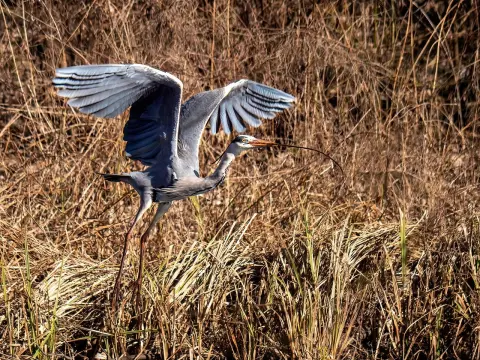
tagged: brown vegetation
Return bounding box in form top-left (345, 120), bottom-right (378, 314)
top-left (0, 0), bottom-right (479, 358)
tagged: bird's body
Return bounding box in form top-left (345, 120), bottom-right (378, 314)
top-left (102, 142), bottom-right (245, 203)
top-left (52, 63), bottom-right (295, 313)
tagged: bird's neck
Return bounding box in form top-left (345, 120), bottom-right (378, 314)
top-left (208, 152), bottom-right (236, 183)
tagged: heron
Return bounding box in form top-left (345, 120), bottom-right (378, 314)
top-left (52, 64), bottom-right (295, 312)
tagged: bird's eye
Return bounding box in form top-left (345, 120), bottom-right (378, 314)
top-left (242, 139), bottom-right (248, 143)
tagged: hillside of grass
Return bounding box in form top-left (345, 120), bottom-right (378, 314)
top-left (0, 0), bottom-right (479, 359)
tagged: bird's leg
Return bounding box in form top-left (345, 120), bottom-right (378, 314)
top-left (111, 195), bottom-right (153, 310)
top-left (135, 202), bottom-right (171, 325)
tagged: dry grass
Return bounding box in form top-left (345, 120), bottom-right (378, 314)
top-left (0, 0), bottom-right (479, 358)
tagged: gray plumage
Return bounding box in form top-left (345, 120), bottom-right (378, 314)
top-left (52, 63), bottom-right (295, 309)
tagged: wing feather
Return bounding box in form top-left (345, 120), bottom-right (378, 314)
top-left (210, 107), bottom-right (220, 135)
top-left (123, 122), bottom-right (159, 141)
top-left (65, 83), bottom-right (140, 107)
top-left (68, 84), bottom-right (144, 116)
top-left (53, 64), bottom-right (183, 165)
top-left (218, 80), bottom-right (294, 132)
top-left (92, 87), bottom-right (147, 118)
top-left (248, 82), bottom-right (294, 101)
top-left (233, 101), bottom-right (262, 127)
top-left (241, 101), bottom-right (276, 119)
top-left (246, 97), bottom-right (282, 113)
top-left (55, 64), bottom-right (127, 75)
top-left (178, 79), bottom-right (295, 172)
top-left (125, 135), bottom-right (161, 153)
top-left (226, 101), bottom-right (246, 132)
top-left (249, 97), bottom-right (291, 111)
top-left (219, 103), bottom-right (231, 134)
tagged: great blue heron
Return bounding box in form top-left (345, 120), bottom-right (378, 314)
top-left (52, 64), bottom-right (295, 311)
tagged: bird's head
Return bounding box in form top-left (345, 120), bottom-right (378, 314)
top-left (229, 135), bottom-right (276, 155)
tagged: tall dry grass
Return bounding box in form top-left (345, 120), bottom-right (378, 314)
top-left (0, 0), bottom-right (479, 358)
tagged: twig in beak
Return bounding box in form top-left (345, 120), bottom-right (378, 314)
top-left (272, 142), bottom-right (344, 179)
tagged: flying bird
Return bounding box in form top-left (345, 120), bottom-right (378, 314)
top-left (52, 64), bottom-right (295, 311)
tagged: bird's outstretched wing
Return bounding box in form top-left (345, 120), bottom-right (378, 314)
top-left (178, 80), bottom-right (295, 170)
top-left (53, 64), bottom-right (183, 166)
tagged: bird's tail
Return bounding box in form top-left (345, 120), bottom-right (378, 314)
top-left (96, 172), bottom-right (131, 183)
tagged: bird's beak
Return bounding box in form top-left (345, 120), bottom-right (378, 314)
top-left (249, 139), bottom-right (277, 148)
